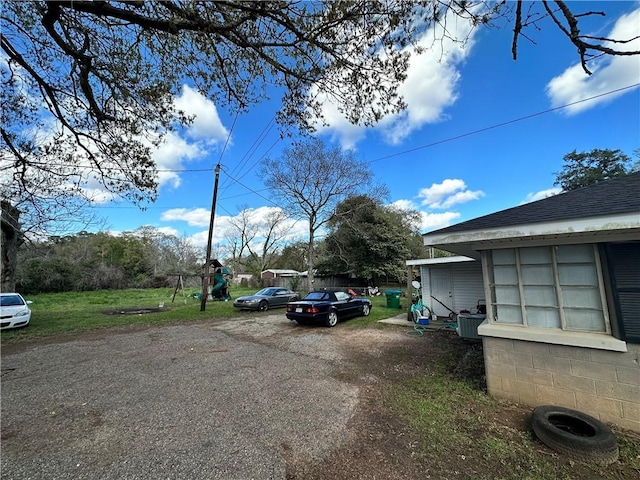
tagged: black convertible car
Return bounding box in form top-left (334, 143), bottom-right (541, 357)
top-left (286, 290), bottom-right (372, 327)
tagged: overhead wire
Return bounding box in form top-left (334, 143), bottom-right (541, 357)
top-left (219, 116), bottom-right (277, 191)
top-left (367, 82), bottom-right (640, 164)
top-left (21, 82), bottom-right (638, 214)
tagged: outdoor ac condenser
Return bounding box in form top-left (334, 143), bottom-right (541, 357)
top-left (456, 314), bottom-right (486, 340)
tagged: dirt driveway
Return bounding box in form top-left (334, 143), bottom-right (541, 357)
top-left (2, 314), bottom-right (637, 479)
top-left (1, 314), bottom-right (434, 479)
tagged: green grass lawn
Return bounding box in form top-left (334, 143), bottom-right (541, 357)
top-left (1, 287), bottom-right (408, 344)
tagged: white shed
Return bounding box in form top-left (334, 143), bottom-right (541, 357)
top-left (407, 256), bottom-right (484, 318)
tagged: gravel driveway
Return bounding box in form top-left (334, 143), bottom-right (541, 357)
top-left (1, 314), bottom-right (407, 480)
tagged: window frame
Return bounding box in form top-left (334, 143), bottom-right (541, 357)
top-left (484, 244), bottom-right (611, 334)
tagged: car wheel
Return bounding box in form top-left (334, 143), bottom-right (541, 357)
top-left (325, 310), bottom-right (338, 327)
top-left (531, 405), bottom-right (619, 465)
top-left (362, 304), bottom-right (370, 316)
top-left (258, 300), bottom-right (269, 312)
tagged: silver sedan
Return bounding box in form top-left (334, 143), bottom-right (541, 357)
top-left (233, 287), bottom-right (300, 312)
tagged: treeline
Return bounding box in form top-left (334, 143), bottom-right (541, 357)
top-left (15, 195), bottom-right (436, 294)
top-left (16, 227), bottom-right (201, 294)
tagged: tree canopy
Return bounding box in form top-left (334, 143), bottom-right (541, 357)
top-left (554, 148), bottom-right (639, 191)
top-left (16, 227), bottom-right (201, 293)
top-left (3, 1), bottom-right (638, 222)
top-left (318, 195), bottom-right (426, 283)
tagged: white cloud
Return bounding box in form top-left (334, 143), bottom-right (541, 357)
top-left (161, 207), bottom-right (211, 227)
top-left (313, 7), bottom-right (480, 149)
top-left (390, 199), bottom-right (461, 233)
top-left (174, 85), bottom-right (230, 141)
top-left (546, 7), bottom-right (640, 115)
top-left (148, 131), bottom-right (207, 189)
top-left (390, 199), bottom-right (415, 211)
top-left (522, 188), bottom-right (561, 204)
top-left (417, 178), bottom-right (484, 209)
top-left (419, 211), bottom-right (461, 232)
top-left (156, 226), bottom-right (181, 237)
top-left (146, 85), bottom-right (230, 190)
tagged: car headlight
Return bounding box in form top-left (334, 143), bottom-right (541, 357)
top-left (16, 308), bottom-right (30, 317)
top-left (246, 299), bottom-right (259, 303)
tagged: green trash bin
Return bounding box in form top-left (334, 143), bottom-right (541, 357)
top-left (385, 290), bottom-right (401, 309)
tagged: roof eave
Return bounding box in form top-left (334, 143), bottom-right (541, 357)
top-left (422, 213), bottom-right (640, 259)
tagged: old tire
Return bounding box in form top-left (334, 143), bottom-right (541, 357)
top-left (531, 405), bottom-right (618, 465)
top-left (325, 310), bottom-right (338, 327)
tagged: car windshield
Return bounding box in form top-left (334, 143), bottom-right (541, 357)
top-left (0, 295), bottom-right (25, 307)
top-left (255, 288), bottom-right (277, 296)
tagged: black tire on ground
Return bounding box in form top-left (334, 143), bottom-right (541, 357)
top-left (258, 301), bottom-right (269, 312)
top-left (531, 405), bottom-right (619, 465)
top-left (325, 310), bottom-right (338, 327)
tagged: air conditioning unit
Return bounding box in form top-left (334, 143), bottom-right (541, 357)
top-left (456, 314), bottom-right (486, 339)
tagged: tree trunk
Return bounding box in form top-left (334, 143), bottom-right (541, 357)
top-left (1, 201), bottom-right (22, 292)
top-left (306, 228), bottom-right (315, 292)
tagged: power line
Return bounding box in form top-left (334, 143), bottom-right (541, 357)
top-left (367, 83), bottom-right (640, 164)
top-left (18, 82), bottom-right (637, 216)
top-left (220, 116), bottom-right (277, 191)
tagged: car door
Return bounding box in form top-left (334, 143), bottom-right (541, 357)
top-left (333, 292), bottom-right (357, 317)
top-left (273, 289), bottom-right (289, 307)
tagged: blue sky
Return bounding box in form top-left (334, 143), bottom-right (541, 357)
top-left (92, 2), bottom-right (640, 254)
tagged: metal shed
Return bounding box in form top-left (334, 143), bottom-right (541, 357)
top-left (407, 256), bottom-right (484, 318)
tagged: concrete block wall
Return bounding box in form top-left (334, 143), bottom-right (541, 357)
top-left (483, 337), bottom-right (640, 432)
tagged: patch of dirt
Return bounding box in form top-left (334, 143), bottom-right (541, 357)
top-left (283, 326), bottom-right (640, 480)
top-left (102, 307), bottom-right (166, 315)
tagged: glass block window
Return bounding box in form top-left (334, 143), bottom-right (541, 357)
top-left (488, 245), bottom-right (608, 333)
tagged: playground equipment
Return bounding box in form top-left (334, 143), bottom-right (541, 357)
top-left (202, 259), bottom-right (232, 301)
top-left (210, 267), bottom-right (232, 301)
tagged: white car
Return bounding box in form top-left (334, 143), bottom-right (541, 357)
top-left (0, 293), bottom-right (32, 330)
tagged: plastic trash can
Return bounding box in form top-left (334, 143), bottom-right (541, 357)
top-left (385, 290), bottom-right (401, 309)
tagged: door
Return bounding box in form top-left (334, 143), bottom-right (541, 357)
top-left (430, 268), bottom-right (453, 317)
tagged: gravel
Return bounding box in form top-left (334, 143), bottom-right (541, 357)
top-left (1, 315), bottom-right (359, 480)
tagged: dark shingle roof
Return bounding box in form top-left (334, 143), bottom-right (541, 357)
top-left (427, 172), bottom-right (640, 235)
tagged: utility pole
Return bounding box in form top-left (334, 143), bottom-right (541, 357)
top-left (200, 163), bottom-right (221, 312)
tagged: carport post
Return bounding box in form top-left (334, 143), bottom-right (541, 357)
top-left (406, 265), bottom-right (413, 322)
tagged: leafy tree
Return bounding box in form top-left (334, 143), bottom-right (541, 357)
top-left (554, 149), bottom-right (636, 191)
top-left (261, 139), bottom-right (382, 290)
top-left (15, 228), bottom-right (199, 293)
top-left (2, 1), bottom-right (638, 288)
top-left (272, 242), bottom-right (308, 272)
top-left (3, 1), bottom-right (637, 219)
top-left (318, 195), bottom-right (425, 284)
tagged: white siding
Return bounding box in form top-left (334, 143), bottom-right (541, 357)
top-left (418, 262), bottom-right (484, 315)
top-left (451, 262), bottom-right (485, 312)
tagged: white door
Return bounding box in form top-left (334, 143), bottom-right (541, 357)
top-left (430, 268), bottom-right (453, 317)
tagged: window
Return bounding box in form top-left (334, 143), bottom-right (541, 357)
top-left (488, 245), bottom-right (608, 333)
top-left (605, 241), bottom-right (640, 343)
